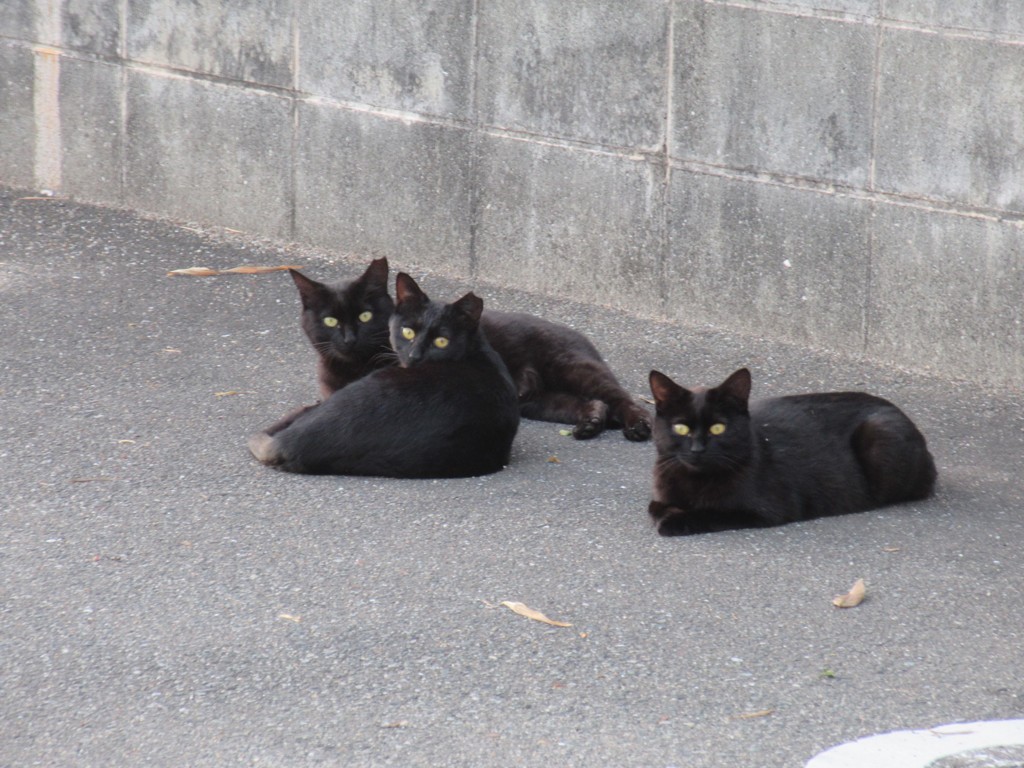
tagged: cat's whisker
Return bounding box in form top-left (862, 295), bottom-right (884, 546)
top-left (370, 350), bottom-right (399, 368)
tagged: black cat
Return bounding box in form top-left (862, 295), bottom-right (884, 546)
top-left (289, 258), bottom-right (394, 399)
top-left (290, 261), bottom-right (650, 442)
top-left (647, 368), bottom-right (936, 535)
top-left (248, 273), bottom-right (519, 478)
top-left (481, 312), bottom-right (652, 441)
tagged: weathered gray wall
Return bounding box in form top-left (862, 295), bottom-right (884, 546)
top-left (2, 0), bottom-right (1022, 387)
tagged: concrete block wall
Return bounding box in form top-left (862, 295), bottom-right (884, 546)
top-left (2, 0), bottom-right (1022, 387)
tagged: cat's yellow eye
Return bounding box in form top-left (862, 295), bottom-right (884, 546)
top-left (433, 337), bottom-right (449, 349)
top-left (401, 327), bottom-right (416, 340)
top-left (709, 423), bottom-right (726, 436)
top-left (358, 311), bottom-right (372, 323)
top-left (672, 423), bottom-right (690, 436)
top-left (322, 316), bottom-right (339, 328)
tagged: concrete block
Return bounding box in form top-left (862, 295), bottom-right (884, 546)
top-left (875, 29), bottom-right (1024, 214)
top-left (666, 172), bottom-right (870, 351)
top-left (0, 42), bottom-right (35, 188)
top-left (476, 0), bottom-right (667, 149)
top-left (673, 2), bottom-right (874, 187)
top-left (297, 0), bottom-right (474, 118)
top-left (63, 0), bottom-right (119, 56)
top-left (473, 135), bottom-right (664, 311)
top-left (295, 104), bottom-right (473, 273)
top-left (124, 71), bottom-right (292, 236)
top-left (127, 0), bottom-right (293, 87)
top-left (886, 1), bottom-right (1024, 38)
top-left (0, 0), bottom-right (34, 40)
top-left (0, 0), bottom-right (118, 52)
top-left (869, 205), bottom-right (1024, 388)
top-left (60, 57), bottom-right (122, 204)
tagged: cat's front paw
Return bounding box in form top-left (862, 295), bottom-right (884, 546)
top-left (655, 515), bottom-right (697, 537)
top-left (248, 432), bottom-right (283, 465)
top-left (621, 410), bottom-right (652, 442)
top-left (648, 500), bottom-right (694, 536)
top-left (573, 416), bottom-right (606, 440)
top-left (573, 400), bottom-right (607, 440)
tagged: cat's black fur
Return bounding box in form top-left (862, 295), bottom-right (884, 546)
top-left (481, 312), bottom-right (652, 441)
top-left (248, 273), bottom-right (519, 478)
top-left (289, 258), bottom-right (394, 399)
top-left (291, 261), bottom-right (651, 442)
top-left (647, 368), bottom-right (936, 535)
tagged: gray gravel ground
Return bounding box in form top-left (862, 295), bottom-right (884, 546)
top-left (1, 185), bottom-right (1022, 767)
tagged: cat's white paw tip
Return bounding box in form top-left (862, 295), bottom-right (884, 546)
top-left (248, 432), bottom-right (280, 465)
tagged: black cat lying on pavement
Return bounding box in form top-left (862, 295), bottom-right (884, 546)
top-left (248, 273), bottom-right (519, 478)
top-left (647, 367), bottom-right (937, 535)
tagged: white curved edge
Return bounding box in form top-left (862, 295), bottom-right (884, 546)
top-left (806, 719), bottom-right (1024, 768)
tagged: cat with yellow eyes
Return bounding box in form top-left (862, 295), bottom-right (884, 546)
top-left (248, 272), bottom-right (519, 477)
top-left (647, 367), bottom-right (936, 535)
top-left (289, 258), bottom-right (394, 399)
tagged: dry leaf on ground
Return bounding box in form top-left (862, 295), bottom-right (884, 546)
top-left (832, 578), bottom-right (866, 608)
top-left (167, 265), bottom-right (303, 277)
top-left (500, 601), bottom-right (573, 627)
top-left (221, 265), bottom-right (303, 274)
top-left (733, 709), bottom-right (775, 720)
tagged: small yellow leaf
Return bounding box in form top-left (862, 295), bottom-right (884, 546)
top-left (547, 455), bottom-right (561, 464)
top-left (832, 578), bottom-right (866, 608)
top-left (500, 601), bottom-right (572, 627)
top-left (558, 429), bottom-right (573, 437)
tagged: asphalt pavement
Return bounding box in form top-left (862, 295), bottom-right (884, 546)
top-left (2, 185), bottom-right (1022, 767)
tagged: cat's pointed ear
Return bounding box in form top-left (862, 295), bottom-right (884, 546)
top-left (452, 292), bottom-right (484, 324)
top-left (718, 367), bottom-right (752, 405)
top-left (649, 370), bottom-right (689, 407)
top-left (395, 272), bottom-right (427, 307)
top-left (289, 269), bottom-right (327, 307)
top-left (362, 258), bottom-right (389, 291)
